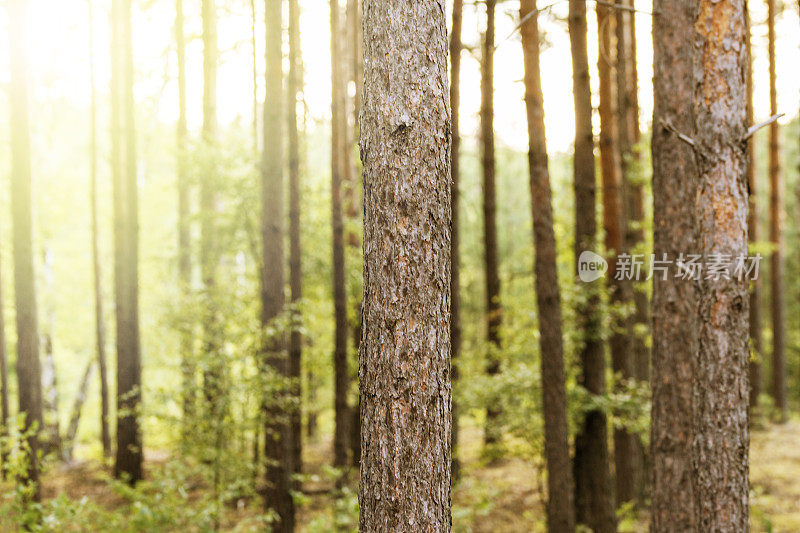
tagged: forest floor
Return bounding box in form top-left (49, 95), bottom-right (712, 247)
top-left (5, 418), bottom-right (800, 532)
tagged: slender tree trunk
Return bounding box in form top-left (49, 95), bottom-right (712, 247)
top-left (520, 3), bottom-right (575, 531)
top-left (41, 251), bottom-right (62, 456)
top-left (88, 0), bottom-right (112, 459)
top-left (359, 2), bottom-right (451, 527)
top-left (615, 0), bottom-right (647, 503)
top-left (481, 0), bottom-right (503, 449)
top-left (330, 0), bottom-right (350, 468)
top-left (745, 0), bottom-right (763, 409)
top-left (7, 0), bottom-right (44, 500)
top-left (262, 1), bottom-right (294, 529)
top-left (597, 2), bottom-right (639, 507)
top-left (766, 0), bottom-right (786, 423)
top-left (568, 1), bottom-right (615, 530)
top-left (449, 0), bottom-right (464, 482)
top-left (287, 0), bottom-right (303, 477)
top-left (112, 0), bottom-right (143, 484)
top-left (0, 240), bottom-right (10, 474)
top-left (64, 359), bottom-right (96, 461)
top-left (651, 0), bottom-right (750, 529)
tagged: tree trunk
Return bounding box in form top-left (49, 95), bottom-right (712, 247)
top-left (64, 359), bottom-right (96, 461)
top-left (0, 238), bottom-right (10, 475)
top-left (262, 0), bottom-right (294, 529)
top-left (287, 0), bottom-right (303, 477)
top-left (8, 0), bottom-right (44, 500)
top-left (359, 0), bottom-right (451, 528)
top-left (745, 0), bottom-right (763, 409)
top-left (112, 0), bottom-right (144, 484)
top-left (615, 0), bottom-right (647, 503)
top-left (89, 0), bottom-right (112, 458)
top-left (330, 0), bottom-right (350, 469)
top-left (41, 251), bottom-right (62, 456)
top-left (597, 3), bottom-right (639, 507)
top-left (481, 0), bottom-right (503, 449)
top-left (449, 0), bottom-right (464, 482)
top-left (766, 0), bottom-right (786, 423)
top-left (651, 0), bottom-right (750, 529)
top-left (520, 3), bottom-right (575, 531)
top-left (568, 1), bottom-right (615, 530)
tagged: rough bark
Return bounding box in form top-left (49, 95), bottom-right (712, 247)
top-left (8, 0), bottom-right (44, 499)
top-left (262, 0), bottom-right (294, 529)
top-left (449, 0), bottom-right (464, 482)
top-left (481, 0), bottom-right (503, 449)
top-left (331, 0), bottom-right (351, 468)
top-left (359, 0), bottom-right (452, 529)
top-left (520, 2), bottom-right (575, 531)
top-left (745, 0), bottom-right (763, 409)
top-left (766, 0), bottom-right (786, 422)
top-left (568, 1), bottom-right (615, 531)
top-left (651, 0), bottom-right (750, 530)
top-left (89, 0), bottom-right (112, 458)
top-left (112, 0), bottom-right (144, 484)
top-left (287, 0), bottom-right (303, 477)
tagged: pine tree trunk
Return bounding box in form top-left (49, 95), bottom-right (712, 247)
top-left (359, 0), bottom-right (451, 528)
top-left (262, 1), bottom-right (294, 529)
top-left (745, 0), bottom-right (763, 409)
top-left (287, 0), bottom-right (303, 477)
top-left (520, 3), bottom-right (575, 531)
top-left (330, 0), bottom-right (350, 468)
top-left (112, 0), bottom-right (144, 484)
top-left (449, 0), bottom-right (464, 482)
top-left (568, 1), bottom-right (615, 530)
top-left (651, 0), bottom-right (750, 529)
top-left (88, 0), bottom-right (111, 459)
top-left (8, 0), bottom-right (45, 500)
top-left (481, 0), bottom-right (503, 449)
top-left (766, 0), bottom-right (786, 423)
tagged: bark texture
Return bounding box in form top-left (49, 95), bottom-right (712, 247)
top-left (568, 1), bottom-right (615, 530)
top-left (520, 2), bottom-right (575, 531)
top-left (331, 0), bottom-right (351, 468)
top-left (481, 0), bottom-right (503, 448)
top-left (112, 0), bottom-right (144, 484)
top-left (766, 0), bottom-right (786, 422)
top-left (359, 0), bottom-right (452, 529)
top-left (449, 0), bottom-right (463, 481)
top-left (651, 0), bottom-right (750, 529)
top-left (262, 0), bottom-right (294, 529)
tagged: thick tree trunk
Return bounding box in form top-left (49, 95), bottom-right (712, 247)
top-left (568, 1), bottom-right (615, 531)
top-left (112, 0), bottom-right (144, 484)
top-left (481, 0), bottom-right (503, 449)
top-left (766, 0), bottom-right (786, 423)
top-left (745, 1), bottom-right (763, 409)
top-left (449, 0), bottom-right (463, 481)
top-left (330, 0), bottom-right (350, 468)
top-left (287, 0), bottom-right (303, 477)
top-left (651, 0), bottom-right (750, 529)
top-left (597, 3), bottom-right (638, 507)
top-left (262, 1), bottom-right (294, 529)
top-left (8, 0), bottom-right (45, 499)
top-left (520, 2), bottom-right (575, 531)
top-left (359, 0), bottom-right (451, 528)
top-left (175, 0), bottom-right (194, 429)
top-left (89, 0), bottom-right (112, 458)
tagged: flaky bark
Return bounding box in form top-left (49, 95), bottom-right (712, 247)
top-left (287, 0), bottom-right (303, 477)
top-left (262, 0), bottom-right (294, 529)
top-left (449, 0), bottom-right (463, 481)
top-left (112, 0), bottom-right (143, 484)
top-left (8, 0), bottom-right (45, 499)
top-left (359, 0), bottom-right (451, 528)
top-left (520, 2), bottom-right (575, 531)
top-left (651, 0), bottom-right (750, 529)
top-left (766, 0), bottom-right (786, 422)
top-left (330, 0), bottom-right (350, 468)
top-left (568, 1), bottom-right (615, 531)
top-left (481, 0), bottom-right (503, 448)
